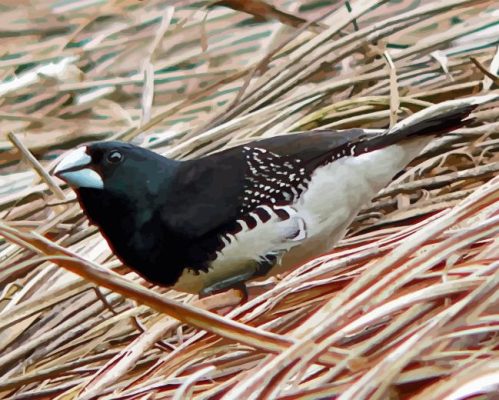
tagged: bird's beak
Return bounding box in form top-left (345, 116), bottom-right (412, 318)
top-left (53, 146), bottom-right (104, 189)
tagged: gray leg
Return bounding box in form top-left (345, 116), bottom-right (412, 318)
top-left (199, 256), bottom-right (278, 299)
top-left (199, 270), bottom-right (254, 299)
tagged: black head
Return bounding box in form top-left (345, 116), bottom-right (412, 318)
top-left (54, 141), bottom-right (178, 195)
top-left (53, 140), bottom-right (181, 230)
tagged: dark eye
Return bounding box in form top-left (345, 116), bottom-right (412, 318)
top-left (107, 150), bottom-right (123, 164)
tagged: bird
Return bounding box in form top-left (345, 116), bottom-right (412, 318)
top-left (53, 95), bottom-right (495, 298)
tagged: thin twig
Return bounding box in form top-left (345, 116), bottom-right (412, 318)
top-left (7, 132), bottom-right (66, 200)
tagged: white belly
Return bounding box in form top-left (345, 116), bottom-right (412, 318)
top-left (174, 138), bottom-right (431, 293)
top-left (173, 205), bottom-right (304, 294)
top-left (276, 137), bottom-right (431, 273)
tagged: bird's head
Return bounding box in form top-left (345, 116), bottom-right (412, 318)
top-left (53, 141), bottom-right (177, 198)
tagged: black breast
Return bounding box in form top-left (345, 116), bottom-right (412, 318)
top-left (78, 187), bottom-right (189, 286)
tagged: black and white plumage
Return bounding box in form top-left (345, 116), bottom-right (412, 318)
top-left (53, 95), bottom-right (496, 296)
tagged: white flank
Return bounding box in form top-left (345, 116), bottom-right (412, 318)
top-left (173, 207), bottom-right (305, 294)
top-left (275, 137), bottom-right (432, 275)
top-left (175, 138), bottom-right (432, 293)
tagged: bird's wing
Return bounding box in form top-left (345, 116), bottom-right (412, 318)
top-left (160, 129), bottom-right (366, 239)
top-left (162, 103), bottom-right (477, 241)
top-left (160, 131), bottom-right (354, 272)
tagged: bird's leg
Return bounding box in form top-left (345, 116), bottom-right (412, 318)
top-left (199, 271), bottom-right (253, 301)
top-left (199, 255), bottom-right (278, 301)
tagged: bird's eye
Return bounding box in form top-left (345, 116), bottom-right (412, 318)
top-left (107, 150), bottom-right (123, 164)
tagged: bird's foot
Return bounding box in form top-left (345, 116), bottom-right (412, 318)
top-left (199, 257), bottom-right (278, 302)
top-left (199, 275), bottom-right (250, 302)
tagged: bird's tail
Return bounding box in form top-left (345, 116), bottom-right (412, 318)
top-left (354, 93), bottom-right (498, 154)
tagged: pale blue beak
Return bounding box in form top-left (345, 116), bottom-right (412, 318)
top-left (54, 146), bottom-right (103, 189)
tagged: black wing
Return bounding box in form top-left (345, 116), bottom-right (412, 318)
top-left (162, 101), bottom-right (476, 240)
top-left (160, 129), bottom-right (367, 239)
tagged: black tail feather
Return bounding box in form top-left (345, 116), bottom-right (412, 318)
top-left (354, 104), bottom-right (477, 154)
top-left (305, 103), bottom-right (478, 171)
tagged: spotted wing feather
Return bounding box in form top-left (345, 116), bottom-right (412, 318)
top-left (239, 146), bottom-right (308, 213)
top-left (161, 130), bottom-right (365, 272)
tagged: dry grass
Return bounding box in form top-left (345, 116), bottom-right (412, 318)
top-left (0, 0), bottom-right (498, 399)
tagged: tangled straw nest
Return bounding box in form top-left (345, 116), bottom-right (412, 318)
top-left (0, 1), bottom-right (498, 399)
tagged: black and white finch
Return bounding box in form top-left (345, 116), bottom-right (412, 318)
top-left (53, 95), bottom-right (496, 297)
